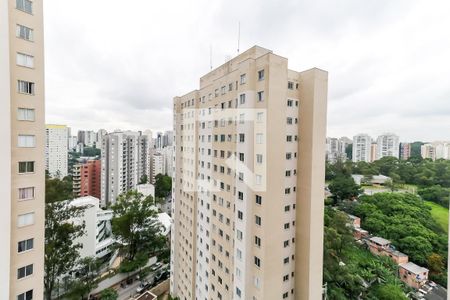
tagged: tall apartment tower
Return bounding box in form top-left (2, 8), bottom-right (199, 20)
top-left (0, 0), bottom-right (45, 298)
top-left (376, 133), bottom-right (399, 160)
top-left (352, 134), bottom-right (372, 162)
top-left (399, 143), bottom-right (411, 160)
top-left (45, 124), bottom-right (69, 178)
top-left (100, 131), bottom-right (151, 206)
top-left (171, 46), bottom-right (328, 300)
top-left (73, 160), bottom-right (101, 199)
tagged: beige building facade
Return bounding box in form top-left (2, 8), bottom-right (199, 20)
top-left (0, 0), bottom-right (45, 299)
top-left (170, 46), bottom-right (327, 300)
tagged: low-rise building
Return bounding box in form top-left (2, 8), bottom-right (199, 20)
top-left (399, 262), bottom-right (428, 289)
top-left (69, 196), bottom-right (114, 259)
top-left (368, 237), bottom-right (408, 265)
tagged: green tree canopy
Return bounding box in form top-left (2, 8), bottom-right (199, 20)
top-left (111, 190), bottom-right (165, 272)
top-left (155, 173), bottom-right (172, 198)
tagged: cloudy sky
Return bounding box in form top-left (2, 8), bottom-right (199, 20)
top-left (44, 0), bottom-right (450, 142)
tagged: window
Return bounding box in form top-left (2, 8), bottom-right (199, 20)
top-left (256, 154), bottom-right (263, 164)
top-left (258, 69), bottom-right (265, 81)
top-left (283, 274), bottom-right (289, 281)
top-left (283, 257), bottom-right (290, 264)
top-left (19, 161), bottom-right (34, 173)
top-left (257, 91), bottom-right (264, 102)
top-left (239, 113), bottom-right (245, 124)
top-left (287, 117), bottom-right (293, 124)
top-left (256, 112), bottom-right (264, 123)
top-left (288, 81), bottom-right (294, 89)
top-left (239, 94), bottom-right (246, 104)
top-left (255, 215), bottom-right (261, 226)
top-left (17, 264), bottom-right (33, 279)
top-left (284, 240), bottom-right (290, 248)
top-left (18, 238), bottom-right (34, 253)
top-left (283, 292), bottom-right (289, 299)
top-left (284, 205), bottom-right (290, 212)
top-left (286, 152), bottom-right (292, 160)
top-left (237, 210), bottom-right (243, 220)
top-left (19, 187), bottom-right (35, 200)
top-left (287, 99), bottom-right (293, 107)
top-left (17, 108), bottom-right (35, 121)
top-left (16, 24), bottom-right (34, 41)
top-left (236, 249), bottom-right (242, 260)
top-left (17, 290), bottom-right (33, 300)
top-left (254, 256), bottom-right (261, 267)
top-left (18, 212), bottom-right (34, 227)
top-left (255, 175), bottom-right (262, 185)
top-left (236, 287), bottom-right (241, 298)
top-left (255, 236), bottom-right (261, 247)
top-left (239, 134), bottom-right (245, 143)
top-left (256, 133), bottom-right (263, 144)
top-left (17, 80), bottom-right (35, 95)
top-left (18, 135), bottom-right (35, 147)
top-left (239, 153), bottom-right (244, 162)
top-left (255, 195), bottom-right (262, 205)
top-left (237, 230), bottom-right (243, 240)
top-left (238, 172), bottom-right (244, 181)
top-left (238, 191), bottom-right (243, 200)
top-left (17, 53), bottom-right (34, 68)
top-left (16, 0), bottom-right (32, 14)
top-left (240, 74), bottom-right (246, 84)
top-left (284, 223), bottom-right (290, 229)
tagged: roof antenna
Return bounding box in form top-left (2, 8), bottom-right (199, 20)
top-left (237, 21), bottom-right (240, 54)
top-left (210, 44), bottom-right (213, 70)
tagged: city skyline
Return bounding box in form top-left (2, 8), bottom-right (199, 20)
top-left (44, 0), bottom-right (450, 141)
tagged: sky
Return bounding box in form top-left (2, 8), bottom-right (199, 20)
top-left (44, 0), bottom-right (450, 142)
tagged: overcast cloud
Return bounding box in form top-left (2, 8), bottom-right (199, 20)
top-left (44, 0), bottom-right (450, 141)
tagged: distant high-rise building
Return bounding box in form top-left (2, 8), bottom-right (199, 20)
top-left (96, 129), bottom-right (107, 145)
top-left (156, 132), bottom-right (163, 149)
top-left (421, 142), bottom-right (450, 160)
top-left (163, 130), bottom-right (174, 147)
top-left (46, 124), bottom-right (69, 178)
top-left (150, 152), bottom-right (165, 183)
top-left (352, 134), bottom-right (372, 162)
top-left (73, 160), bottom-right (101, 199)
top-left (369, 143), bottom-right (378, 162)
top-left (376, 133), bottom-right (399, 160)
top-left (171, 46), bottom-right (328, 300)
top-left (100, 131), bottom-right (152, 206)
top-left (0, 0), bottom-right (45, 297)
top-left (77, 130), bottom-right (97, 147)
top-left (339, 136), bottom-right (352, 160)
top-left (326, 137), bottom-right (349, 162)
top-left (68, 136), bottom-right (78, 151)
top-left (400, 143), bottom-right (411, 160)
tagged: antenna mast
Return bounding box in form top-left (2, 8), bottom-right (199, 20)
top-left (210, 44), bottom-right (213, 70)
top-left (237, 21), bottom-right (240, 54)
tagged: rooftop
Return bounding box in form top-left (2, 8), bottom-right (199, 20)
top-left (400, 262), bottom-right (429, 274)
top-left (369, 236), bottom-right (391, 246)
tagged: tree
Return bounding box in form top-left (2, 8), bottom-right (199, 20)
top-left (111, 190), bottom-right (164, 272)
top-left (100, 288), bottom-right (118, 300)
top-left (44, 200), bottom-right (86, 300)
top-left (427, 253), bottom-right (444, 274)
top-left (46, 175), bottom-right (74, 202)
top-left (65, 256), bottom-right (100, 300)
top-left (139, 174), bottom-right (149, 184)
top-left (328, 174), bottom-right (362, 204)
top-left (155, 174), bottom-right (172, 198)
top-left (83, 146), bottom-right (101, 157)
top-left (370, 284), bottom-right (408, 300)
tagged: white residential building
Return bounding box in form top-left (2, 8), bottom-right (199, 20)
top-left (100, 131), bottom-right (152, 206)
top-left (326, 137), bottom-right (349, 162)
top-left (421, 142), bottom-right (450, 160)
top-left (136, 183), bottom-right (155, 199)
top-left (69, 196), bottom-right (114, 259)
top-left (352, 134), bottom-right (372, 162)
top-left (150, 152), bottom-right (165, 183)
top-left (46, 124), bottom-right (69, 178)
top-left (376, 133), bottom-right (400, 159)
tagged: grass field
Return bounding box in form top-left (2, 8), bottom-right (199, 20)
top-left (425, 201), bottom-right (449, 233)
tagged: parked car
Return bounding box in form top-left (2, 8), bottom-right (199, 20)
top-left (150, 262), bottom-right (162, 271)
top-left (155, 270), bottom-right (169, 283)
top-left (136, 281), bottom-right (151, 294)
